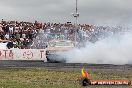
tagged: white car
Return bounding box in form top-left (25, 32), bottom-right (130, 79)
top-left (46, 39), bottom-right (75, 63)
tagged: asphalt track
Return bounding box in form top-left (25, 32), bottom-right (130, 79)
top-left (0, 60), bottom-right (132, 71)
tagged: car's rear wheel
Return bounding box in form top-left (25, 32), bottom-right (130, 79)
top-left (46, 54), bottom-right (66, 63)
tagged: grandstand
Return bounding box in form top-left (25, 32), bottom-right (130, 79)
top-left (0, 20), bottom-right (126, 49)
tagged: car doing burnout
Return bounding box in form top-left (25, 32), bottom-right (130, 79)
top-left (46, 39), bottom-right (75, 63)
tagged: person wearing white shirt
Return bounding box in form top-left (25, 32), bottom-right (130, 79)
top-left (5, 33), bottom-right (10, 40)
top-left (22, 32), bottom-right (26, 39)
top-left (9, 26), bottom-right (14, 33)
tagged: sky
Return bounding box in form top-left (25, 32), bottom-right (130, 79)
top-left (0, 0), bottom-right (132, 26)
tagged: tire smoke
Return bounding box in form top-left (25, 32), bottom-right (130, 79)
top-left (64, 28), bottom-right (132, 64)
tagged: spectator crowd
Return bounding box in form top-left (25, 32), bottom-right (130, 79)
top-left (0, 19), bottom-right (126, 49)
top-left (0, 20), bottom-right (42, 49)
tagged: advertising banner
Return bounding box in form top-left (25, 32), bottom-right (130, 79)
top-left (0, 49), bottom-right (46, 60)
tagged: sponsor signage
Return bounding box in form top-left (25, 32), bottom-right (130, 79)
top-left (0, 49), bottom-right (46, 60)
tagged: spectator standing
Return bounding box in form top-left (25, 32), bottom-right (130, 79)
top-left (5, 33), bottom-right (10, 40)
top-left (9, 25), bottom-right (14, 34)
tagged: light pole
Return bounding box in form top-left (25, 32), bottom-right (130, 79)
top-left (72, 0), bottom-right (79, 47)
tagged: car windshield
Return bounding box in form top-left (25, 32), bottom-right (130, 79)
top-left (49, 41), bottom-right (74, 47)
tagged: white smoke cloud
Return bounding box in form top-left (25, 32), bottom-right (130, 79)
top-left (64, 29), bottom-right (132, 65)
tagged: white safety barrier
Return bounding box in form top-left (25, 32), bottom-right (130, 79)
top-left (0, 49), bottom-right (46, 61)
